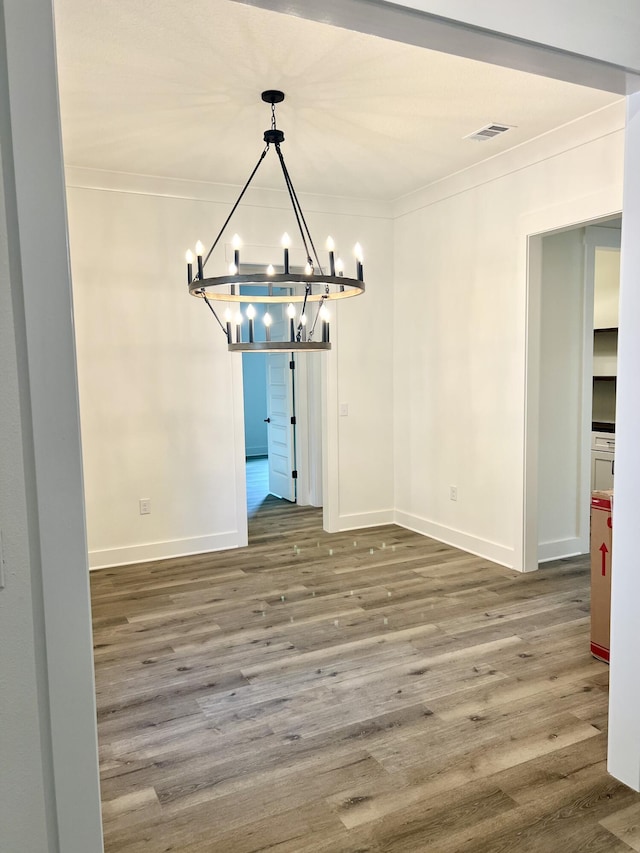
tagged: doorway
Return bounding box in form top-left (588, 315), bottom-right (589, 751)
top-left (524, 213), bottom-right (621, 570)
top-left (238, 292), bottom-right (324, 527)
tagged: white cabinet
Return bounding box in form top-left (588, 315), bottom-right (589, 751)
top-left (591, 431), bottom-right (615, 491)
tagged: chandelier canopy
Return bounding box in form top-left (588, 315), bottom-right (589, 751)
top-left (185, 90), bottom-right (365, 352)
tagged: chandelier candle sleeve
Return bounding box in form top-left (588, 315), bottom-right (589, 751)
top-left (195, 241), bottom-right (204, 280)
top-left (224, 308), bottom-right (232, 343)
top-left (287, 303), bottom-right (296, 342)
top-left (282, 233), bottom-right (291, 275)
top-left (235, 310), bottom-right (243, 344)
top-left (246, 304), bottom-right (256, 343)
top-left (326, 237), bottom-right (336, 276)
top-left (320, 305), bottom-right (330, 343)
top-left (232, 234), bottom-right (241, 270)
top-left (186, 250), bottom-right (194, 285)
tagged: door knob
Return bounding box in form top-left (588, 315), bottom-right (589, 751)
top-left (264, 417), bottom-right (271, 423)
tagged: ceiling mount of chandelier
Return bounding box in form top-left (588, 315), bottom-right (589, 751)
top-left (184, 90), bottom-right (365, 352)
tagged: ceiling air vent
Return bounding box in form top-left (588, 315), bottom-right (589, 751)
top-left (465, 123), bottom-right (514, 142)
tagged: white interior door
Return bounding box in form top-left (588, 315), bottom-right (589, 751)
top-left (266, 352), bottom-right (296, 501)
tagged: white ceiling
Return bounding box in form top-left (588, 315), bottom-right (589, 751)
top-left (53, 0), bottom-right (621, 202)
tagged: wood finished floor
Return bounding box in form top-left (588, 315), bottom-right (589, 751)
top-left (91, 499), bottom-right (640, 852)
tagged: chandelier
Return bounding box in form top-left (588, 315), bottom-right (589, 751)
top-left (185, 90), bottom-right (365, 352)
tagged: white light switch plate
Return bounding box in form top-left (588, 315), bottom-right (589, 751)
top-left (339, 403), bottom-right (349, 417)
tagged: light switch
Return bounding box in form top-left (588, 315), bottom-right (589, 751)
top-left (339, 403), bottom-right (349, 417)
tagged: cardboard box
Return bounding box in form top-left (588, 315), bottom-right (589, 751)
top-left (590, 489), bottom-right (613, 662)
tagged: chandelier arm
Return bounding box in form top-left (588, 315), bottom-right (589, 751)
top-left (275, 143), bottom-right (324, 273)
top-left (201, 144), bottom-right (270, 271)
top-left (203, 293), bottom-right (230, 340)
top-left (296, 283), bottom-right (312, 341)
top-left (308, 295), bottom-right (327, 340)
top-left (273, 143), bottom-right (312, 266)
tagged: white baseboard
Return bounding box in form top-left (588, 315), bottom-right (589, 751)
top-left (538, 537), bottom-right (587, 564)
top-left (89, 530), bottom-right (246, 570)
top-left (337, 509), bottom-right (396, 531)
top-left (394, 510), bottom-right (515, 569)
top-left (245, 446), bottom-right (267, 458)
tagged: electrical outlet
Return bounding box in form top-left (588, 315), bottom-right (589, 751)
top-left (139, 499), bottom-right (151, 515)
top-left (449, 486), bottom-right (458, 502)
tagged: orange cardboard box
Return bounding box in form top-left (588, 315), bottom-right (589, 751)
top-left (590, 489), bottom-right (613, 663)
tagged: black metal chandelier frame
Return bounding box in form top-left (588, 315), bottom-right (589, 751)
top-left (186, 90), bottom-right (365, 352)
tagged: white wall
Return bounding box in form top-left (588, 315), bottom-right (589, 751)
top-left (393, 112), bottom-right (623, 569)
top-left (537, 229), bottom-right (587, 562)
top-left (66, 172), bottom-right (394, 566)
top-left (0, 94), bottom-right (54, 853)
top-left (608, 91), bottom-right (640, 790)
top-left (0, 0), bottom-right (103, 850)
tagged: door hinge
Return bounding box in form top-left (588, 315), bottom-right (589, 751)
top-left (289, 360), bottom-right (295, 370)
top-left (292, 470), bottom-right (298, 479)
top-left (290, 416), bottom-right (296, 425)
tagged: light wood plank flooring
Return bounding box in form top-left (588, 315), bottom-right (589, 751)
top-left (91, 498), bottom-right (640, 852)
top-left (246, 456), bottom-right (269, 517)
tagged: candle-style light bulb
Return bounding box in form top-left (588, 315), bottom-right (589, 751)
top-left (335, 258), bottom-right (344, 276)
top-left (282, 232), bottom-right (291, 275)
top-left (320, 305), bottom-right (330, 321)
top-left (300, 313), bottom-right (308, 342)
top-left (195, 241), bottom-right (204, 279)
top-left (224, 307), bottom-right (232, 343)
top-left (266, 264), bottom-right (275, 276)
top-left (263, 311), bottom-right (272, 342)
top-left (246, 304), bottom-right (256, 342)
top-left (326, 236), bottom-right (336, 276)
top-left (186, 249), bottom-right (194, 263)
top-left (232, 234), bottom-right (241, 249)
top-left (304, 262), bottom-right (313, 276)
top-left (228, 262), bottom-right (238, 276)
top-left (287, 302), bottom-right (296, 342)
top-left (186, 249), bottom-right (194, 284)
